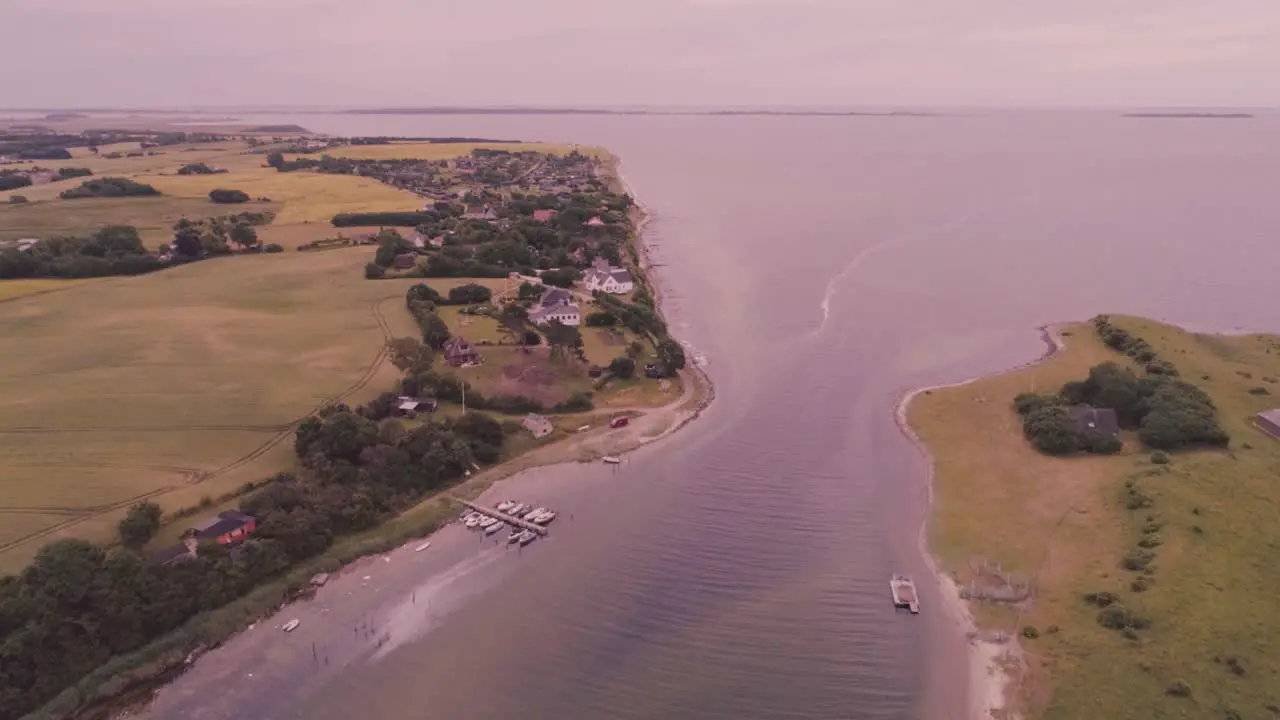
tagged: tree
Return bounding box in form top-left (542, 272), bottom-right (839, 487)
top-left (1021, 406), bottom-right (1085, 455)
top-left (656, 339), bottom-right (686, 376)
top-left (92, 225), bottom-right (146, 256)
top-left (374, 229), bottom-right (413, 268)
top-left (544, 320), bottom-right (583, 362)
top-left (406, 282), bottom-right (442, 307)
top-left (518, 281), bottom-right (542, 301)
top-left (365, 262), bottom-right (385, 279)
top-left (498, 304), bottom-right (529, 345)
top-left (117, 502), bottom-right (162, 548)
top-left (172, 227), bottom-right (203, 257)
top-left (447, 283), bottom-right (492, 305)
top-left (229, 223), bottom-right (259, 249)
top-left (585, 310), bottom-right (617, 327)
top-left (418, 310), bottom-right (451, 350)
top-left (609, 356), bottom-right (636, 379)
top-left (626, 340), bottom-right (645, 359)
top-left (540, 267), bottom-right (578, 288)
top-left (178, 163), bottom-right (217, 175)
top-left (209, 189), bottom-right (250, 204)
top-left (387, 336), bottom-right (433, 373)
top-left (266, 151), bottom-right (284, 169)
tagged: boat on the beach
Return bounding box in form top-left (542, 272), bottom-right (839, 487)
top-left (282, 619), bottom-right (300, 633)
top-left (890, 574), bottom-right (919, 614)
top-left (485, 521), bottom-right (505, 535)
top-left (516, 530), bottom-right (538, 547)
top-left (602, 456), bottom-right (621, 464)
top-left (414, 541), bottom-right (431, 552)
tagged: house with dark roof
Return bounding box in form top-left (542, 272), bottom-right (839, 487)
top-left (538, 286), bottom-right (574, 308)
top-left (532, 209), bottom-right (557, 222)
top-left (188, 510), bottom-right (256, 546)
top-left (1068, 406), bottom-right (1121, 438)
top-left (583, 264), bottom-right (634, 294)
top-left (443, 336), bottom-right (482, 366)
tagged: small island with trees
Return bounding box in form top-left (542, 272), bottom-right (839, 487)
top-left (909, 314), bottom-right (1280, 720)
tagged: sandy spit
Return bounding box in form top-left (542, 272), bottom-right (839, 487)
top-left (894, 324), bottom-right (1067, 720)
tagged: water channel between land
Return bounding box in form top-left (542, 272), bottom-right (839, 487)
top-left (139, 110), bottom-right (1280, 720)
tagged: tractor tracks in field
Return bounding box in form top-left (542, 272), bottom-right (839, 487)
top-left (0, 296), bottom-right (401, 557)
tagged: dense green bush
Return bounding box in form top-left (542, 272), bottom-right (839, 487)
top-left (1013, 392), bottom-right (1058, 415)
top-left (209, 188), bottom-right (250, 204)
top-left (178, 162), bottom-right (220, 175)
top-left (264, 243), bottom-right (284, 253)
top-left (446, 283), bottom-right (491, 305)
top-left (1022, 406), bottom-right (1085, 455)
top-left (56, 167), bottom-right (93, 179)
top-left (0, 173), bottom-right (32, 191)
top-left (1137, 380), bottom-right (1229, 449)
top-left (60, 177), bottom-right (160, 199)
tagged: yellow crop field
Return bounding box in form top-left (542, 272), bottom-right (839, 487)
top-left (0, 246), bottom-right (427, 571)
top-left (139, 168), bottom-right (421, 225)
top-left (0, 196), bottom-right (280, 246)
top-left (0, 278), bottom-right (91, 302)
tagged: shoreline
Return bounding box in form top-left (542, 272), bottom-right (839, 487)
top-left (98, 150), bottom-right (717, 719)
top-left (894, 324), bottom-right (1066, 720)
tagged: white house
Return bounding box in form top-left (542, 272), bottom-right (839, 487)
top-left (522, 413), bottom-right (554, 439)
top-left (529, 303), bottom-right (581, 326)
top-left (583, 264), bottom-right (634, 294)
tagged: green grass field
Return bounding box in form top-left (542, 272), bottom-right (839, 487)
top-left (911, 316), bottom-right (1280, 719)
top-left (0, 196), bottom-right (280, 246)
top-left (0, 246), bottom-right (428, 571)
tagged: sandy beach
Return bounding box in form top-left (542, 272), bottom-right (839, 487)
top-left (895, 325), bottom-right (1067, 720)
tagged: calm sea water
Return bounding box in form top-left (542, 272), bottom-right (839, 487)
top-left (143, 111), bottom-right (1280, 720)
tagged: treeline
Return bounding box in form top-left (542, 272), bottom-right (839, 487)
top-left (178, 163), bottom-right (226, 175)
top-left (0, 395), bottom-right (511, 719)
top-left (333, 211), bottom-right (437, 227)
top-left (0, 173), bottom-right (30, 191)
top-left (0, 226), bottom-right (164, 279)
top-left (60, 177), bottom-right (160, 200)
top-left (1014, 318), bottom-right (1228, 455)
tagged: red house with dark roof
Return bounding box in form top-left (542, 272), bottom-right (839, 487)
top-left (188, 510), bottom-right (256, 546)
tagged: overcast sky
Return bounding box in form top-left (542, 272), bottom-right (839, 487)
top-left (2, 0), bottom-right (1278, 108)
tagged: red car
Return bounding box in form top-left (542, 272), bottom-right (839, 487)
top-left (609, 416), bottom-right (630, 429)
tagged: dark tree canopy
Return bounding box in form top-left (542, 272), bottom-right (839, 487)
top-left (209, 189), bottom-right (251, 204)
top-left (117, 502), bottom-right (162, 548)
top-left (446, 283), bottom-right (491, 305)
top-left (60, 177), bottom-right (160, 199)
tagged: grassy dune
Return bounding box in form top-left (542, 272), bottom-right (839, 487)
top-left (0, 247), bottom-right (428, 571)
top-left (911, 316), bottom-right (1280, 719)
top-left (0, 278), bottom-right (91, 302)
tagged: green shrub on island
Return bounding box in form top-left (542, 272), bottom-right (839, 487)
top-left (208, 188), bottom-right (251, 204)
top-left (60, 176), bottom-right (160, 199)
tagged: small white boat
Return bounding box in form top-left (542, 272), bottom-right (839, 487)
top-left (517, 530), bottom-right (537, 547)
top-left (496, 500), bottom-right (516, 512)
top-left (533, 511), bottom-right (557, 525)
top-left (477, 516), bottom-right (497, 528)
top-left (464, 515), bottom-right (482, 528)
top-left (577, 425), bottom-right (591, 432)
top-left (890, 574), bottom-right (920, 614)
top-left (282, 619), bottom-right (300, 633)
top-left (525, 507), bottom-right (548, 520)
top-left (414, 542), bottom-right (432, 552)
top-left (485, 521), bottom-right (505, 535)
top-left (507, 530), bottom-right (523, 544)
top-left (508, 503), bottom-right (528, 517)
top-left (602, 456), bottom-right (621, 464)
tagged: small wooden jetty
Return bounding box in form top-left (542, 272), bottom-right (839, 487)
top-left (890, 574), bottom-right (919, 614)
top-left (453, 498), bottom-right (548, 536)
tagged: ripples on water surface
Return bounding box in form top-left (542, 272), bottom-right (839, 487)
top-left (143, 111), bottom-right (1280, 720)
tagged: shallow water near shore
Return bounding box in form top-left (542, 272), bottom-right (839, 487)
top-left (140, 110), bottom-right (1280, 719)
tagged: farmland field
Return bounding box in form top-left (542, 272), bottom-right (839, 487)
top-left (0, 246), bottom-right (426, 571)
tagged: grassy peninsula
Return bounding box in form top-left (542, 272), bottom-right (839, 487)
top-left (0, 125), bottom-right (703, 719)
top-left (911, 315), bottom-right (1280, 719)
